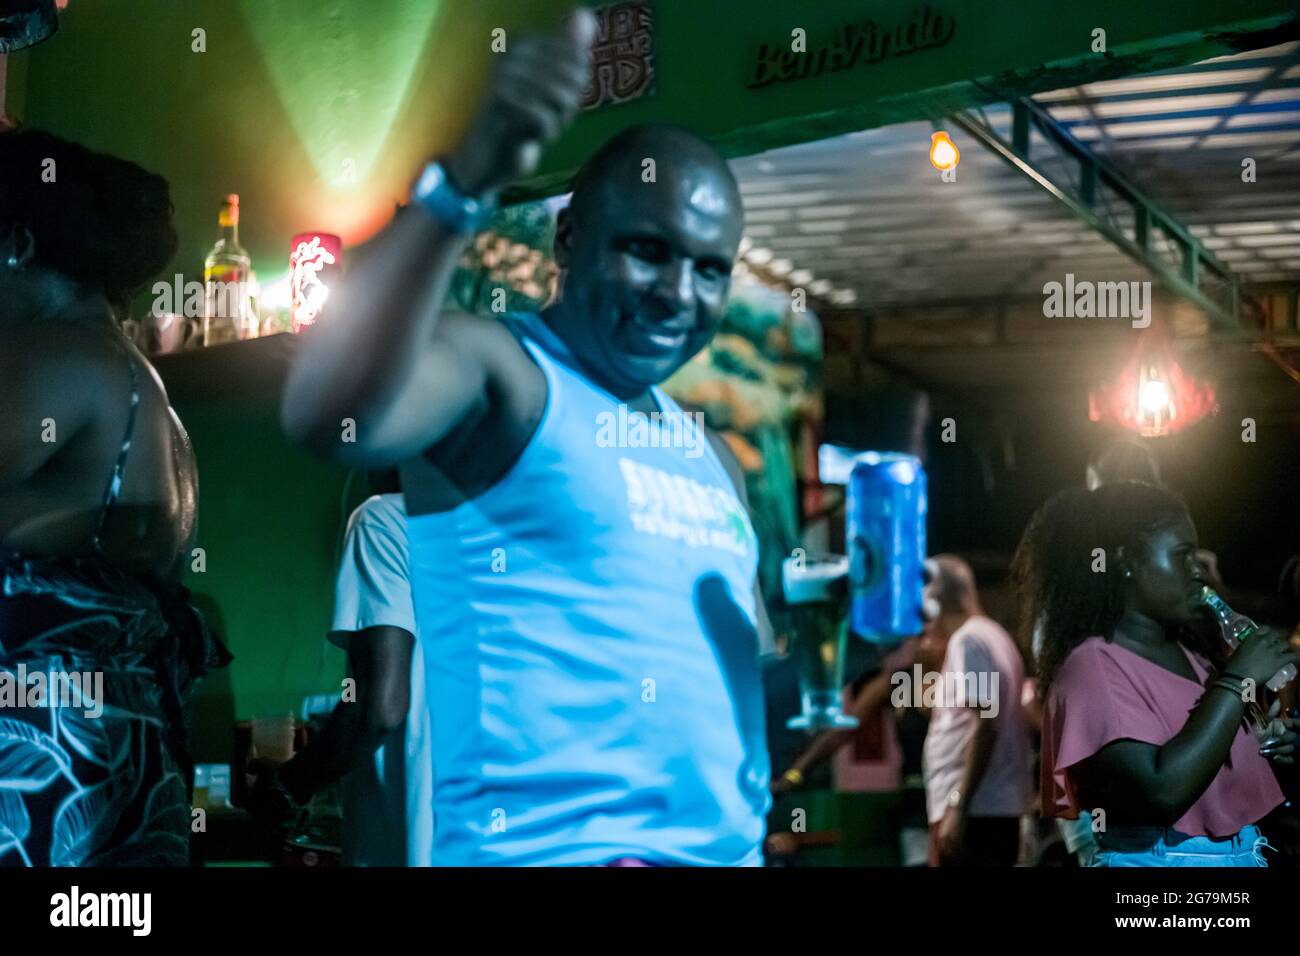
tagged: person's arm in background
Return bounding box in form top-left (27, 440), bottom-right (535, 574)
top-left (935, 706), bottom-right (998, 861)
top-left (1197, 549), bottom-right (1227, 598)
top-left (244, 499), bottom-right (419, 825)
top-left (773, 639), bottom-right (917, 794)
top-left (279, 12), bottom-right (595, 468)
top-left (246, 629), bottom-right (414, 819)
top-left (934, 633), bottom-right (1000, 861)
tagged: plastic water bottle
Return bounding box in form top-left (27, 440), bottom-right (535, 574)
top-left (1201, 586), bottom-right (1297, 691)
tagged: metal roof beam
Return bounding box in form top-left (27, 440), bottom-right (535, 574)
top-left (952, 98), bottom-right (1243, 329)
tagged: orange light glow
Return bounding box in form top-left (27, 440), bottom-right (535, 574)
top-left (1089, 326), bottom-right (1216, 438)
top-left (929, 131), bottom-right (960, 171)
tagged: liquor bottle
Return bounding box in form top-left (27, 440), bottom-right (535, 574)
top-left (203, 194), bottom-right (254, 346)
top-left (1201, 586), bottom-right (1296, 691)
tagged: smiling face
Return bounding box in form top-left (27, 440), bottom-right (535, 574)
top-left (549, 133), bottom-right (744, 398)
top-left (1123, 517), bottom-right (1205, 626)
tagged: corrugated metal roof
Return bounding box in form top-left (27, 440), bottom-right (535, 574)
top-left (731, 41), bottom-right (1300, 308)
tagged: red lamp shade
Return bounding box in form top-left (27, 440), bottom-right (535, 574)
top-left (290, 232), bottom-right (342, 333)
top-left (1089, 325), bottom-right (1217, 437)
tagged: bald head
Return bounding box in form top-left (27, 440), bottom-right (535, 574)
top-left (567, 124), bottom-right (742, 223)
top-left (1086, 438), bottom-right (1161, 491)
top-left (929, 554), bottom-right (980, 617)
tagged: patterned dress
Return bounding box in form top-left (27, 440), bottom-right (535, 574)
top-left (0, 337), bottom-right (230, 866)
top-left (0, 558), bottom-right (229, 866)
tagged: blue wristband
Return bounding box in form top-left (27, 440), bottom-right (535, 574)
top-left (412, 161), bottom-right (496, 234)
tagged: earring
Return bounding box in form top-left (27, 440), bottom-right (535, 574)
top-left (5, 224), bottom-right (34, 270)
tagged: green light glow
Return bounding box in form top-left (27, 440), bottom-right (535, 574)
top-left (239, 0), bottom-right (443, 187)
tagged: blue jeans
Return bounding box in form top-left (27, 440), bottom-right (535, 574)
top-left (1090, 824), bottom-right (1272, 867)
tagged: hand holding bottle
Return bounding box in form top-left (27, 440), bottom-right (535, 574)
top-left (1202, 587), bottom-right (1298, 691)
top-left (1224, 624), bottom-right (1300, 692)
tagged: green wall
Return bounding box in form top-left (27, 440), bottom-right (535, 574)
top-left (154, 336), bottom-right (370, 754)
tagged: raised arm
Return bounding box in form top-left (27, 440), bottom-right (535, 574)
top-left (280, 11), bottom-right (596, 467)
top-left (1074, 627), bottom-right (1299, 825)
top-left (774, 663), bottom-right (903, 793)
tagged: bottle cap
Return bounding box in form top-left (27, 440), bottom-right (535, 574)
top-left (220, 194), bottom-right (241, 227)
top-left (1201, 586), bottom-right (1228, 614)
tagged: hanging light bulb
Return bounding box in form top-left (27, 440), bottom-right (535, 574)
top-left (929, 131), bottom-right (960, 171)
top-left (1089, 325), bottom-right (1215, 438)
top-left (1139, 375), bottom-right (1170, 415)
top-left (1137, 366), bottom-right (1175, 435)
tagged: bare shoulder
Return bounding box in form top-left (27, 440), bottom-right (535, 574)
top-left (4, 321), bottom-right (120, 398)
top-left (0, 321), bottom-right (119, 483)
top-left (435, 309), bottom-right (544, 404)
top-left (435, 310), bottom-right (527, 363)
top-left (10, 318), bottom-right (116, 359)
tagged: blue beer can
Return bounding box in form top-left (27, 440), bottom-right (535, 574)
top-left (847, 452), bottom-right (927, 643)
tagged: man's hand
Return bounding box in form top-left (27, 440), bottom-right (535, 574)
top-left (242, 757), bottom-right (300, 830)
top-left (281, 15), bottom-right (596, 466)
top-left (445, 9), bottom-right (597, 197)
top-left (771, 768), bottom-right (803, 797)
top-left (935, 804), bottom-right (966, 862)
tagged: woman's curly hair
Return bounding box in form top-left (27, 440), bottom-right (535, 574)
top-left (1012, 480), bottom-right (1223, 690)
top-left (0, 127), bottom-right (177, 308)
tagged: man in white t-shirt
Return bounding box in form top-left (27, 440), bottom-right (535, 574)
top-left (245, 493), bottom-right (433, 865)
top-left (921, 555), bottom-right (1029, 867)
top-left (329, 494), bottom-right (433, 866)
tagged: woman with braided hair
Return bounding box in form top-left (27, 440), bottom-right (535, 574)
top-left (1014, 481), bottom-right (1299, 866)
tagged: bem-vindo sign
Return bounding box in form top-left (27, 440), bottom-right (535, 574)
top-left (746, 5), bottom-right (956, 90)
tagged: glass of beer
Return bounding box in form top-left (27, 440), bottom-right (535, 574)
top-left (783, 553), bottom-right (859, 732)
top-left (251, 712), bottom-right (296, 763)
